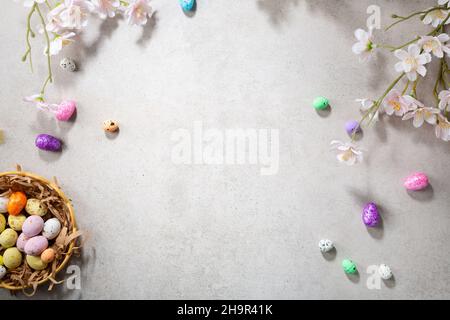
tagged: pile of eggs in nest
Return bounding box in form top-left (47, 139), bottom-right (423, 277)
top-left (0, 192), bottom-right (61, 279)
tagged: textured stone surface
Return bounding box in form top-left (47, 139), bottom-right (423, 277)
top-left (1, 0), bottom-right (449, 299)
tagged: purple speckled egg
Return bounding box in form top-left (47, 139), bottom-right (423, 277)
top-left (35, 134), bottom-right (61, 151)
top-left (22, 215), bottom-right (44, 237)
top-left (16, 233), bottom-right (30, 252)
top-left (362, 202), bottom-right (380, 227)
top-left (404, 172), bottom-right (429, 191)
top-left (55, 100), bottom-right (76, 121)
top-left (24, 236), bottom-right (48, 256)
top-left (345, 120), bottom-right (360, 135)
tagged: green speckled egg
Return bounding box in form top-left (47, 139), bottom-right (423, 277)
top-left (0, 214), bottom-right (5, 233)
top-left (313, 96), bottom-right (329, 110)
top-left (8, 214), bottom-right (26, 231)
top-left (342, 259), bottom-right (357, 274)
top-left (3, 248), bottom-right (22, 270)
top-left (0, 228), bottom-right (18, 248)
top-left (25, 199), bottom-right (47, 216)
top-left (26, 255), bottom-right (48, 271)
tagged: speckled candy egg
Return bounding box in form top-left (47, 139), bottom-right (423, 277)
top-left (345, 120), bottom-right (360, 135)
top-left (0, 228), bottom-right (18, 248)
top-left (103, 120), bottom-right (119, 132)
top-left (60, 57), bottom-right (76, 72)
top-left (55, 100), bottom-right (76, 121)
top-left (3, 248), bottom-right (22, 270)
top-left (0, 266), bottom-right (6, 280)
top-left (378, 264), bottom-right (393, 280)
top-left (0, 214), bottom-right (5, 233)
top-left (22, 215), bottom-right (44, 237)
top-left (179, 0), bottom-right (195, 11)
top-left (35, 134), bottom-right (62, 151)
top-left (26, 255), bottom-right (48, 271)
top-left (8, 214), bottom-right (26, 231)
top-left (16, 233), bottom-right (30, 252)
top-left (41, 248), bottom-right (56, 264)
top-left (318, 239), bottom-right (334, 253)
top-left (313, 96), bottom-right (329, 110)
top-left (404, 172), bottom-right (429, 191)
top-left (362, 202), bottom-right (380, 227)
top-left (25, 198), bottom-right (47, 216)
top-left (42, 218), bottom-right (61, 240)
top-left (7, 191), bottom-right (27, 216)
top-left (342, 259), bottom-right (357, 274)
top-left (24, 236), bottom-right (48, 256)
top-left (0, 196), bottom-right (8, 213)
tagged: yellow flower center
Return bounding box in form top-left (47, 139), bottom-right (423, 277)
top-left (389, 101), bottom-right (402, 111)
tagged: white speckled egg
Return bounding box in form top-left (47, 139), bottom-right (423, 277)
top-left (0, 196), bottom-right (8, 213)
top-left (42, 218), bottom-right (61, 240)
top-left (60, 57), bottom-right (76, 72)
top-left (378, 264), bottom-right (393, 280)
top-left (0, 265), bottom-right (6, 279)
top-left (318, 239), bottom-right (334, 253)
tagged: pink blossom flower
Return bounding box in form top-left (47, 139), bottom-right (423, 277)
top-left (125, 0), bottom-right (153, 26)
top-left (401, 96), bottom-right (440, 127)
top-left (92, 0), bottom-right (120, 19)
top-left (435, 114), bottom-right (450, 141)
top-left (59, 0), bottom-right (94, 30)
top-left (383, 90), bottom-right (409, 116)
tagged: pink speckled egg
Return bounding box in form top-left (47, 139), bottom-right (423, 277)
top-left (404, 172), bottom-right (429, 191)
top-left (16, 233), bottom-right (30, 252)
top-left (55, 100), bottom-right (76, 121)
top-left (24, 236), bottom-right (48, 256)
top-left (22, 215), bottom-right (44, 237)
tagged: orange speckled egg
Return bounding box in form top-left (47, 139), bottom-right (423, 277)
top-left (41, 248), bottom-right (56, 264)
top-left (7, 192), bottom-right (27, 216)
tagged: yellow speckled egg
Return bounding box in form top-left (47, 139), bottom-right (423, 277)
top-left (0, 228), bottom-right (18, 248)
top-left (40, 248), bottom-right (56, 264)
top-left (26, 255), bottom-right (48, 271)
top-left (3, 248), bottom-right (22, 270)
top-left (25, 198), bottom-right (47, 217)
top-left (0, 213), bottom-right (5, 233)
top-left (8, 214), bottom-right (26, 231)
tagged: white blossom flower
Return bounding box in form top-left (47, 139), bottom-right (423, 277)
top-left (47, 32), bottom-right (76, 56)
top-left (423, 8), bottom-right (450, 28)
top-left (23, 0), bottom-right (46, 7)
top-left (401, 96), bottom-right (440, 127)
top-left (59, 0), bottom-right (94, 30)
top-left (383, 90), bottom-right (409, 116)
top-left (124, 0), bottom-right (153, 26)
top-left (394, 44), bottom-right (432, 81)
top-left (46, 4), bottom-right (67, 33)
top-left (352, 27), bottom-right (375, 62)
top-left (91, 0), bottom-right (120, 19)
top-left (438, 0), bottom-right (450, 8)
top-left (23, 93), bottom-right (49, 109)
top-left (438, 89), bottom-right (450, 110)
top-left (356, 98), bottom-right (381, 121)
top-left (418, 34), bottom-right (450, 58)
top-left (330, 140), bottom-right (364, 166)
top-left (435, 114), bottom-right (450, 140)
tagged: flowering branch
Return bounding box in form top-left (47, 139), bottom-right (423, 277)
top-left (22, 3), bottom-right (37, 72)
top-left (335, 1), bottom-right (450, 166)
top-left (35, 4), bottom-right (53, 95)
top-left (18, 0), bottom-right (154, 103)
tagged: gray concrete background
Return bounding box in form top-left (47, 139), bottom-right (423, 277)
top-left (1, 0), bottom-right (449, 299)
